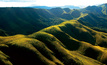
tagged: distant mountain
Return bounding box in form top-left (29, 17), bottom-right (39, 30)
top-left (61, 5), bottom-right (80, 9)
top-left (30, 6), bottom-right (52, 9)
top-left (63, 8), bottom-right (71, 13)
top-left (30, 5), bottom-right (80, 9)
top-left (50, 7), bottom-right (81, 20)
top-left (80, 4), bottom-right (107, 16)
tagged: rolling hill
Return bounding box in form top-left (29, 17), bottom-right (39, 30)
top-left (0, 20), bottom-right (107, 65)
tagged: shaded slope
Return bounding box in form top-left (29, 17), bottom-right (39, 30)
top-left (0, 20), bottom-right (107, 65)
top-left (78, 13), bottom-right (107, 32)
top-left (49, 8), bottom-right (81, 20)
top-left (0, 7), bottom-right (65, 35)
top-left (80, 4), bottom-right (107, 15)
top-left (0, 29), bottom-right (8, 36)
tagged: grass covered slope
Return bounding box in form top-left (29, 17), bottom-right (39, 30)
top-left (0, 20), bottom-right (107, 65)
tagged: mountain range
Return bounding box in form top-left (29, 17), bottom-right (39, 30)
top-left (30, 5), bottom-right (80, 9)
top-left (0, 3), bottom-right (107, 65)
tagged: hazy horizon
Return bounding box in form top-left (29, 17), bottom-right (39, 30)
top-left (0, 0), bottom-right (107, 8)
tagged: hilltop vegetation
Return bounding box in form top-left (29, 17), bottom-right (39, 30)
top-left (0, 20), bottom-right (107, 65)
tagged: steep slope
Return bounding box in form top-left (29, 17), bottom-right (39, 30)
top-left (77, 4), bottom-right (107, 32)
top-left (0, 7), bottom-right (65, 35)
top-left (1, 20), bottom-right (107, 65)
top-left (78, 13), bottom-right (107, 32)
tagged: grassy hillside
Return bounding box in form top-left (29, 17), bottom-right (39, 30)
top-left (1, 20), bottom-right (107, 65)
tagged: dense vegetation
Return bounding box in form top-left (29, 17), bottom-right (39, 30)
top-left (1, 20), bottom-right (107, 65)
top-left (0, 7), bottom-right (66, 35)
top-left (0, 7), bottom-right (82, 35)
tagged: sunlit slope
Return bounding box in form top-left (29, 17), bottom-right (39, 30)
top-left (29, 20), bottom-right (107, 64)
top-left (0, 20), bottom-right (107, 65)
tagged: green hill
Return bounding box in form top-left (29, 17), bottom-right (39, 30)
top-left (1, 20), bottom-right (107, 65)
